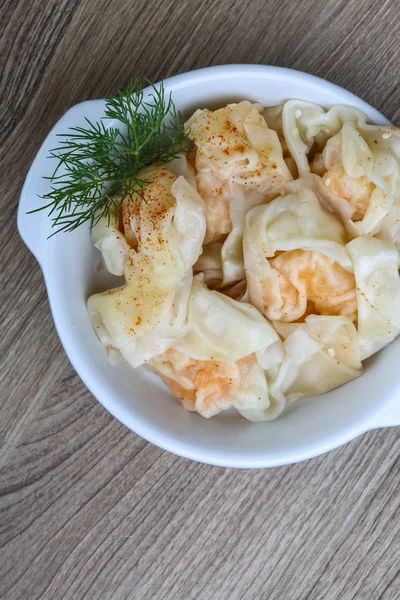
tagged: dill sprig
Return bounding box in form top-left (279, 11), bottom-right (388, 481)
top-left (29, 79), bottom-right (191, 234)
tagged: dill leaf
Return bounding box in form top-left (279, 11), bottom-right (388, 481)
top-left (29, 79), bottom-right (192, 235)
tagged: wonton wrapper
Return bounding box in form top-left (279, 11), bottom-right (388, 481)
top-left (193, 242), bottom-right (248, 301)
top-left (194, 241), bottom-right (224, 289)
top-left (91, 155), bottom-right (197, 276)
top-left (88, 166), bottom-right (206, 367)
top-left (267, 250), bottom-right (357, 322)
top-left (219, 183), bottom-right (267, 285)
top-left (272, 315), bottom-right (363, 404)
top-left (347, 236), bottom-right (400, 360)
top-left (186, 101), bottom-right (292, 245)
top-left (263, 105), bottom-right (298, 178)
top-left (280, 100), bottom-right (366, 174)
top-left (193, 185), bottom-right (266, 288)
top-left (91, 208), bottom-right (131, 276)
top-left (318, 121), bottom-right (400, 245)
top-left (243, 187), bottom-right (356, 322)
top-left (150, 275), bottom-right (285, 420)
top-left (175, 275), bottom-right (278, 362)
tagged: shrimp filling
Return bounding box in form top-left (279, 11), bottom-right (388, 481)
top-left (150, 349), bottom-right (256, 418)
top-left (261, 249), bottom-right (357, 322)
top-left (321, 164), bottom-right (375, 222)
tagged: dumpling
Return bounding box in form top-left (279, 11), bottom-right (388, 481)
top-left (186, 101), bottom-right (293, 289)
top-left (87, 165), bottom-right (206, 367)
top-left (267, 250), bottom-right (357, 322)
top-left (347, 236), bottom-right (400, 359)
top-left (174, 274), bottom-right (279, 362)
top-left (272, 315), bottom-right (363, 404)
top-left (149, 347), bottom-right (242, 417)
top-left (90, 155), bottom-right (197, 276)
top-left (186, 101), bottom-right (293, 243)
top-left (318, 121), bottom-right (400, 244)
top-left (280, 100), bottom-right (366, 174)
top-left (88, 272), bottom-right (193, 368)
top-left (243, 187), bottom-right (356, 322)
top-left (150, 275), bottom-right (285, 420)
top-left (150, 350), bottom-right (280, 420)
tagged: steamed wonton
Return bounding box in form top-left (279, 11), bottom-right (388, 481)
top-left (186, 101), bottom-right (293, 286)
top-left (150, 275), bottom-right (285, 420)
top-left (87, 165), bottom-right (206, 367)
top-left (278, 100), bottom-right (366, 174)
top-left (317, 120), bottom-right (400, 245)
top-left (243, 187), bottom-right (356, 322)
top-left (91, 155), bottom-right (197, 276)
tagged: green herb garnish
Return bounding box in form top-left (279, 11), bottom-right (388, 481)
top-left (30, 79), bottom-right (191, 234)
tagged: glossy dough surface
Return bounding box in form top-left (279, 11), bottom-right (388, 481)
top-left (88, 101), bottom-right (400, 421)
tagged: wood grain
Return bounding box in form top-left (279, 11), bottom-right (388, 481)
top-left (1, 0), bottom-right (400, 598)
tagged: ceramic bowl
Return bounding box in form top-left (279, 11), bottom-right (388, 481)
top-left (18, 65), bottom-right (400, 468)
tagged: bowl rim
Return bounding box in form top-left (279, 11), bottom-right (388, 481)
top-left (18, 63), bottom-right (398, 468)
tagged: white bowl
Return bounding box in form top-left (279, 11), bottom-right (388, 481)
top-left (18, 65), bottom-right (400, 468)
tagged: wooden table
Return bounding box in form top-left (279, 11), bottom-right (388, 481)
top-left (2, 1), bottom-right (400, 598)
